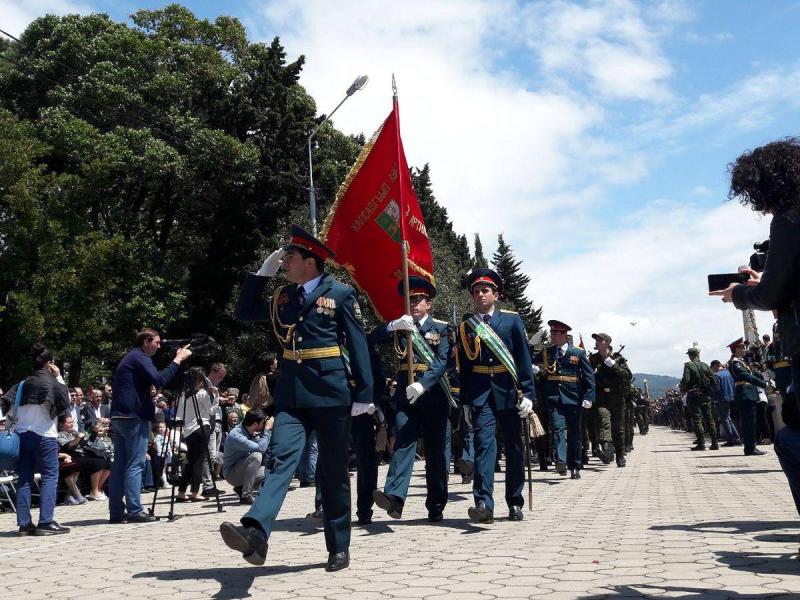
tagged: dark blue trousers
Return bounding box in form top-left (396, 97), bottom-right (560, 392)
top-left (16, 432), bottom-right (59, 527)
top-left (242, 406), bottom-right (351, 553)
top-left (736, 398), bottom-right (757, 454)
top-left (384, 398), bottom-right (449, 515)
top-left (472, 398), bottom-right (524, 511)
top-left (550, 402), bottom-right (583, 470)
top-left (315, 413), bottom-right (378, 520)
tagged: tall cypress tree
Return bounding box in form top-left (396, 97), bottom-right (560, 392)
top-left (473, 234), bottom-right (488, 269)
top-left (492, 234), bottom-right (542, 336)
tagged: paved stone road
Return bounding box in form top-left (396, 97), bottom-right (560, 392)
top-left (2, 426), bottom-right (799, 599)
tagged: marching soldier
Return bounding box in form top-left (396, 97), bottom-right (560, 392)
top-left (457, 269), bottom-right (535, 523)
top-left (588, 333), bottom-right (631, 467)
top-left (534, 320), bottom-right (594, 479)
top-left (680, 347), bottom-right (719, 451)
top-left (369, 276), bottom-right (452, 523)
top-left (220, 224), bottom-right (374, 572)
top-left (728, 338), bottom-right (768, 456)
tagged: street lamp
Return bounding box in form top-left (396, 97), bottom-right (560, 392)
top-left (307, 74), bottom-right (369, 235)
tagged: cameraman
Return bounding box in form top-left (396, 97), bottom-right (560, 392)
top-left (711, 139), bottom-right (800, 399)
top-left (109, 328), bottom-right (191, 524)
top-left (223, 407), bottom-right (271, 505)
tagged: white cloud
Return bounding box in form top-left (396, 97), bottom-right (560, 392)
top-left (0, 0), bottom-right (90, 36)
top-left (517, 0), bottom-right (675, 101)
top-left (534, 200), bottom-right (773, 376)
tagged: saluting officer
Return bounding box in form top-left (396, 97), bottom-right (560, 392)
top-left (533, 320), bottom-right (594, 479)
top-left (728, 338), bottom-right (768, 457)
top-left (457, 269), bottom-right (535, 524)
top-left (220, 225), bottom-right (374, 572)
top-left (589, 333), bottom-right (631, 467)
top-left (369, 276), bottom-right (452, 523)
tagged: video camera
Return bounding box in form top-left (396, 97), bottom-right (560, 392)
top-left (161, 333), bottom-right (219, 361)
top-left (750, 240), bottom-right (769, 272)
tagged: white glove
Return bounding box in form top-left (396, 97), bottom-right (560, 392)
top-left (256, 249), bottom-right (286, 277)
top-left (351, 402), bottom-right (376, 417)
top-left (531, 364), bottom-right (540, 375)
top-left (603, 356), bottom-right (615, 368)
top-left (582, 399), bottom-right (593, 409)
top-left (387, 314), bottom-right (414, 332)
top-left (517, 397), bottom-right (533, 418)
top-left (463, 406), bottom-right (473, 428)
top-left (406, 382), bottom-right (425, 403)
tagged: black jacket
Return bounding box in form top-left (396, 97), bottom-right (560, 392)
top-left (733, 207), bottom-right (800, 357)
top-left (2, 368), bottom-right (70, 419)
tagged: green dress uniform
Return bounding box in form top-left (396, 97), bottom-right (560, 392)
top-left (680, 352), bottom-right (718, 450)
top-left (588, 347), bottom-right (631, 464)
top-left (231, 226), bottom-right (374, 563)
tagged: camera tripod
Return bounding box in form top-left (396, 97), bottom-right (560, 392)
top-left (149, 374), bottom-right (224, 521)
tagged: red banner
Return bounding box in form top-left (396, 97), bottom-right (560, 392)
top-left (322, 98), bottom-right (434, 320)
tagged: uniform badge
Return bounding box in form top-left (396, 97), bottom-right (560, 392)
top-left (425, 331), bottom-right (440, 345)
top-left (569, 355), bottom-right (579, 364)
top-left (278, 292), bottom-right (289, 306)
top-left (316, 297), bottom-right (336, 317)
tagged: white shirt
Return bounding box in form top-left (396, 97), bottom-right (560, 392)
top-left (15, 375), bottom-right (66, 438)
top-left (476, 307), bottom-right (495, 319)
top-left (175, 388), bottom-right (212, 438)
top-left (299, 273), bottom-right (324, 296)
top-left (415, 314), bottom-right (429, 328)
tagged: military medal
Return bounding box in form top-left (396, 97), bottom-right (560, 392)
top-left (316, 298), bottom-right (324, 314)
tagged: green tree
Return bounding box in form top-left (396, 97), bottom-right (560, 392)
top-left (491, 234), bottom-right (542, 336)
top-left (473, 233), bottom-right (488, 269)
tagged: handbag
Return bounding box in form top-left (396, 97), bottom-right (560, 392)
top-left (0, 381), bottom-right (24, 470)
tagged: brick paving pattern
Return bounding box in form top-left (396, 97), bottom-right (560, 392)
top-left (2, 426), bottom-right (799, 599)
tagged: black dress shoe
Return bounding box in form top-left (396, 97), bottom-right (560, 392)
top-left (326, 550), bottom-right (350, 572)
top-left (508, 506), bottom-right (523, 521)
top-left (299, 481), bottom-right (316, 488)
top-left (709, 443), bottom-right (720, 450)
top-left (461, 474), bottom-right (473, 484)
top-left (35, 521), bottom-right (70, 535)
top-left (357, 515), bottom-right (373, 525)
top-left (468, 501), bottom-right (494, 524)
top-left (458, 459), bottom-right (474, 476)
top-left (306, 508), bottom-right (324, 520)
top-left (555, 461), bottom-right (567, 476)
top-left (745, 449), bottom-right (767, 456)
top-left (616, 456), bottom-right (626, 468)
top-left (373, 490), bottom-right (403, 519)
top-left (570, 469), bottom-right (581, 480)
top-left (539, 464), bottom-right (549, 471)
top-left (233, 486), bottom-right (243, 498)
top-left (108, 515), bottom-right (127, 524)
top-left (219, 522), bottom-right (268, 566)
top-left (201, 488), bottom-right (221, 498)
top-left (691, 444), bottom-right (706, 451)
top-left (240, 495), bottom-right (255, 505)
top-left (127, 512), bottom-right (158, 523)
top-left (428, 513), bottom-right (443, 523)
top-left (17, 523), bottom-right (37, 536)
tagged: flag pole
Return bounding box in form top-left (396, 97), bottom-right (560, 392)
top-left (393, 74), bottom-right (415, 383)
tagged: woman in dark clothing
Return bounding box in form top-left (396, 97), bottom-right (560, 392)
top-left (2, 344), bottom-right (71, 536)
top-left (57, 415), bottom-right (111, 500)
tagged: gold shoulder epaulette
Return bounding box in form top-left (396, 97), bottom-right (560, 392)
top-left (499, 309), bottom-right (518, 314)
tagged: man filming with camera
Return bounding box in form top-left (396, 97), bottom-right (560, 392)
top-left (109, 328), bottom-right (191, 524)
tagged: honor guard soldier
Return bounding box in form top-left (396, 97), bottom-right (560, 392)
top-left (533, 320), bottom-right (594, 479)
top-left (588, 333), bottom-right (632, 467)
top-left (457, 269), bottom-right (535, 524)
top-left (679, 347), bottom-right (719, 452)
top-left (220, 225), bottom-right (374, 572)
top-left (728, 338), bottom-right (768, 456)
top-left (369, 276), bottom-right (453, 523)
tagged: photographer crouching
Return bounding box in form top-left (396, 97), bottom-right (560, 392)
top-left (109, 328), bottom-right (191, 524)
top-left (711, 138), bottom-right (800, 546)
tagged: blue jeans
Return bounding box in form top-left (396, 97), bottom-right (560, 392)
top-left (715, 400), bottom-right (740, 444)
top-left (775, 426), bottom-right (800, 516)
top-left (109, 419), bottom-right (150, 519)
top-left (16, 431), bottom-right (59, 527)
top-left (295, 431), bottom-right (318, 483)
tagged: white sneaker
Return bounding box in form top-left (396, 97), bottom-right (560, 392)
top-left (88, 493), bottom-right (107, 501)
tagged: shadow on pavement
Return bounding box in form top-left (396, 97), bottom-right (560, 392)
top-left (650, 520), bottom-right (800, 535)
top-left (715, 549), bottom-right (799, 576)
top-left (134, 564), bottom-right (324, 600)
top-left (578, 584), bottom-right (795, 599)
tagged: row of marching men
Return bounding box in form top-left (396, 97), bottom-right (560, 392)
top-left (219, 224), bottom-right (635, 571)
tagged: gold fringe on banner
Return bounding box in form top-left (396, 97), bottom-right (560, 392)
top-left (320, 122), bottom-right (385, 240)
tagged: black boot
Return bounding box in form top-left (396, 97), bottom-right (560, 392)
top-left (615, 446), bottom-right (626, 467)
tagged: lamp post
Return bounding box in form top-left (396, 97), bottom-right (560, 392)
top-left (307, 74), bottom-right (369, 235)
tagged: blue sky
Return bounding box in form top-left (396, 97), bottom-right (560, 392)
top-left (5, 1), bottom-right (800, 375)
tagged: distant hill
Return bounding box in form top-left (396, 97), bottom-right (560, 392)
top-left (633, 373), bottom-right (681, 398)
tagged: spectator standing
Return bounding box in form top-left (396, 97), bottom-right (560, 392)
top-left (174, 367), bottom-right (213, 502)
top-left (710, 361), bottom-right (741, 446)
top-left (109, 328), bottom-right (190, 524)
top-left (3, 344), bottom-right (71, 535)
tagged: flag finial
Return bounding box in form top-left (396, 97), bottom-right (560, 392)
top-left (392, 73), bottom-right (397, 98)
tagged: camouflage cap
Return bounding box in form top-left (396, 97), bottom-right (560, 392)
top-left (592, 333), bottom-right (612, 343)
